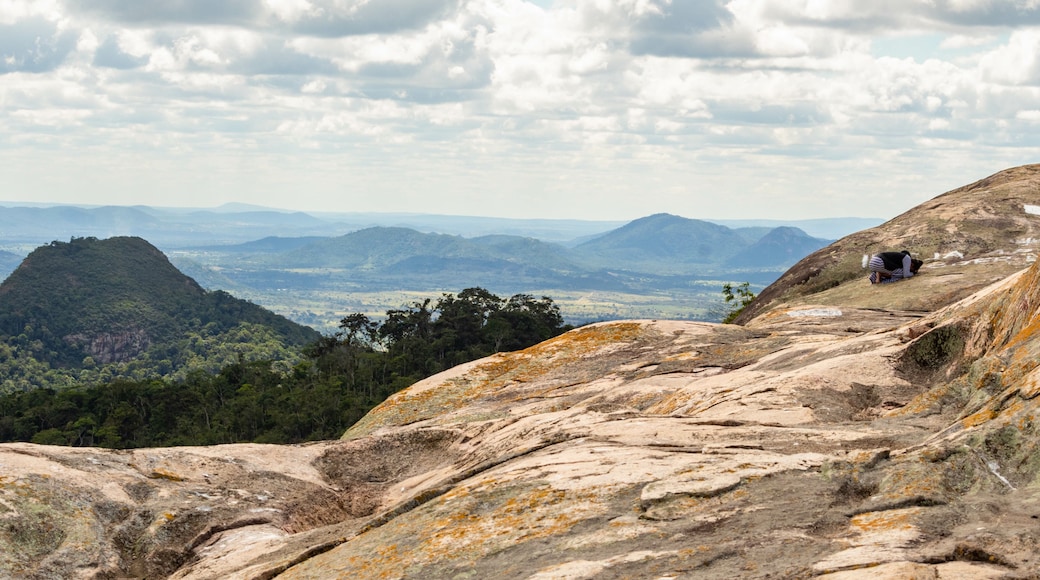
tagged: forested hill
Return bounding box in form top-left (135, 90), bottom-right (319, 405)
top-left (0, 236), bottom-right (319, 391)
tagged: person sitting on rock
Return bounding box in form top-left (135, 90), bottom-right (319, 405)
top-left (867, 250), bottom-right (923, 284)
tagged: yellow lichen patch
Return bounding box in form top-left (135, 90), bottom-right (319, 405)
top-left (473, 322), bottom-right (647, 392)
top-left (645, 391), bottom-right (695, 415)
top-left (147, 468), bottom-right (184, 482)
top-left (530, 322), bottom-right (647, 354)
top-left (876, 459), bottom-right (948, 506)
top-left (420, 485), bottom-right (601, 560)
top-left (625, 390), bottom-right (670, 411)
top-left (989, 266), bottom-right (1040, 350)
top-left (428, 488), bottom-right (599, 557)
top-left (850, 507), bottom-right (921, 534)
top-left (284, 482), bottom-right (607, 579)
top-left (1009, 296), bottom-right (1040, 336)
top-left (1006, 341), bottom-right (1040, 379)
top-left (346, 323), bottom-right (649, 437)
top-left (963, 407), bottom-right (998, 428)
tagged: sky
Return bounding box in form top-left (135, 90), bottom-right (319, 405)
top-left (2, 1), bottom-right (1040, 222)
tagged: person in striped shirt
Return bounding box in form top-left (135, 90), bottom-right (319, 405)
top-left (868, 250), bottom-right (923, 284)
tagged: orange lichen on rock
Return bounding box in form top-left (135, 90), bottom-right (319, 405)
top-left (346, 322), bottom-right (648, 437)
top-left (875, 459), bottom-right (949, 506)
top-left (147, 468), bottom-right (184, 482)
top-left (1006, 313), bottom-right (1040, 350)
top-left (963, 407), bottom-right (999, 428)
top-left (850, 507), bottom-right (921, 534)
top-left (645, 391), bottom-right (695, 416)
top-left (983, 258), bottom-right (1040, 351)
top-left (282, 482), bottom-right (605, 579)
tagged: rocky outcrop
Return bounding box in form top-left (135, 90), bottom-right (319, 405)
top-left (735, 163), bottom-right (1040, 323)
top-left (3, 259), bottom-right (1040, 577)
top-left (5, 167), bottom-right (1040, 578)
top-left (64, 328), bottom-right (151, 364)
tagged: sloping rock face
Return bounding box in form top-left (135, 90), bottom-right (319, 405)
top-left (5, 256), bottom-right (1040, 578)
top-left (736, 163), bottom-right (1040, 323)
top-left (6, 167), bottom-right (1040, 578)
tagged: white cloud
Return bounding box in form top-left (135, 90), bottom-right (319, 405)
top-left (300, 78), bottom-right (326, 93)
top-left (264, 0), bottom-right (315, 23)
top-left (76, 28), bottom-right (99, 52)
top-left (754, 25), bottom-right (811, 57)
top-left (939, 33), bottom-right (996, 49)
top-left (0, 0), bottom-right (63, 24)
top-left (1, 0), bottom-right (1040, 221)
top-left (979, 29), bottom-right (1040, 85)
top-left (112, 29), bottom-right (153, 57)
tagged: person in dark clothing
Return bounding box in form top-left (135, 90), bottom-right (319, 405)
top-left (868, 250), bottom-right (923, 284)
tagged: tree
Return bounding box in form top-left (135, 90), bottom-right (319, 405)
top-left (721, 282), bottom-right (756, 324)
top-left (433, 288), bottom-right (504, 365)
top-left (490, 294), bottom-right (568, 351)
top-left (338, 313), bottom-right (378, 347)
top-left (379, 299), bottom-right (435, 378)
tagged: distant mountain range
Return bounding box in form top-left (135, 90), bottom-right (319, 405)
top-left (0, 202), bottom-right (880, 249)
top-left (0, 203), bottom-right (882, 328)
top-left (165, 214), bottom-right (832, 304)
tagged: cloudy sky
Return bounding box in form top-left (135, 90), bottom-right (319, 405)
top-left (2, 0), bottom-right (1040, 221)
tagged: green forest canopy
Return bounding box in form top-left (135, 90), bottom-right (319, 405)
top-left (0, 288), bottom-right (571, 448)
